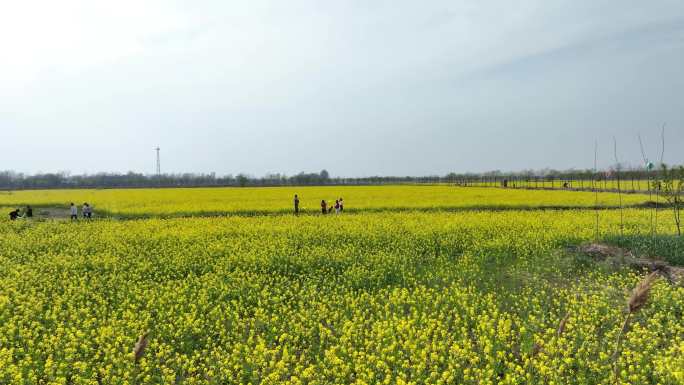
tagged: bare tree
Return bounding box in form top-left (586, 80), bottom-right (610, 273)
top-left (594, 141), bottom-right (600, 241)
top-left (639, 132), bottom-right (656, 252)
top-left (654, 124), bottom-right (666, 247)
top-left (614, 137), bottom-right (624, 237)
top-left (660, 164), bottom-right (683, 236)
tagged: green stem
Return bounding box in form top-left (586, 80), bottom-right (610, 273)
top-left (612, 313), bottom-right (632, 384)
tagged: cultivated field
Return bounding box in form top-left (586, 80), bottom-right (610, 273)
top-left (0, 186), bottom-right (656, 218)
top-left (467, 179), bottom-right (676, 192)
top-left (1, 186), bottom-right (683, 384)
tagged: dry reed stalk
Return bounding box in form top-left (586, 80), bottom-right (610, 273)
top-left (531, 312), bottom-right (571, 359)
top-left (612, 272), bottom-right (658, 382)
top-left (556, 313), bottom-right (570, 338)
top-left (628, 272), bottom-right (658, 313)
top-left (531, 341), bottom-right (543, 357)
top-left (133, 331), bottom-right (149, 364)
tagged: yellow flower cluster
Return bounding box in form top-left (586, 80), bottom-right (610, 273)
top-left (0, 187), bottom-right (681, 384)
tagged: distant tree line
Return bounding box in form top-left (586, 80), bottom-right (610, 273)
top-left (0, 170), bottom-right (338, 189)
top-left (0, 165), bottom-right (680, 190)
top-left (0, 169), bottom-right (453, 189)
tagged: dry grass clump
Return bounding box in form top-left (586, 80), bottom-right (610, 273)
top-left (576, 243), bottom-right (683, 285)
top-left (576, 243), bottom-right (632, 261)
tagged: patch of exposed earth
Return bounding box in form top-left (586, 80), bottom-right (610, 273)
top-left (573, 243), bottom-right (684, 285)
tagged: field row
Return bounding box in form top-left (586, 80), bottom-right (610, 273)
top-left (465, 179), bottom-right (681, 192)
top-left (1, 186), bottom-right (653, 218)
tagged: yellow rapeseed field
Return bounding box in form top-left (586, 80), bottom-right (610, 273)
top-left (0, 185), bottom-right (653, 217)
top-left (1, 187), bottom-right (682, 384)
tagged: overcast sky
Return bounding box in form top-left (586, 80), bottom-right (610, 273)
top-left (1, 1), bottom-right (683, 177)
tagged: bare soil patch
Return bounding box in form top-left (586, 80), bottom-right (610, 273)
top-left (574, 243), bottom-right (684, 285)
top-left (34, 207), bottom-right (72, 220)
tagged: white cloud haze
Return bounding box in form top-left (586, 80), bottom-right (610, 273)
top-left (1, 1), bottom-right (683, 176)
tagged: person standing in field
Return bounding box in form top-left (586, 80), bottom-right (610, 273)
top-left (294, 194), bottom-right (300, 215)
top-left (339, 198), bottom-right (344, 212)
top-left (321, 200), bottom-right (327, 214)
top-left (334, 199), bottom-right (340, 214)
top-left (83, 203), bottom-right (92, 219)
top-left (69, 203), bottom-right (78, 220)
top-left (25, 205), bottom-right (33, 218)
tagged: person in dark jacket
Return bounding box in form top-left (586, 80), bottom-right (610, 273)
top-left (25, 205), bottom-right (33, 218)
top-left (9, 209), bottom-right (20, 220)
top-left (321, 200), bottom-right (327, 214)
top-left (294, 195), bottom-right (300, 215)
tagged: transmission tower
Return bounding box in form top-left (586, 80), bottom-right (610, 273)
top-left (155, 147), bottom-right (161, 177)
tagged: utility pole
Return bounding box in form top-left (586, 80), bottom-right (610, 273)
top-left (155, 147), bottom-right (161, 178)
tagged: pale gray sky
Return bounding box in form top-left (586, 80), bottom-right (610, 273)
top-left (1, 1), bottom-right (683, 177)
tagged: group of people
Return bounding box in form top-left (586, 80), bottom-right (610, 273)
top-left (320, 198), bottom-right (344, 215)
top-left (8, 205), bottom-right (32, 220)
top-left (7, 203), bottom-right (94, 221)
top-left (70, 202), bottom-right (93, 220)
top-left (292, 195), bottom-right (344, 215)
